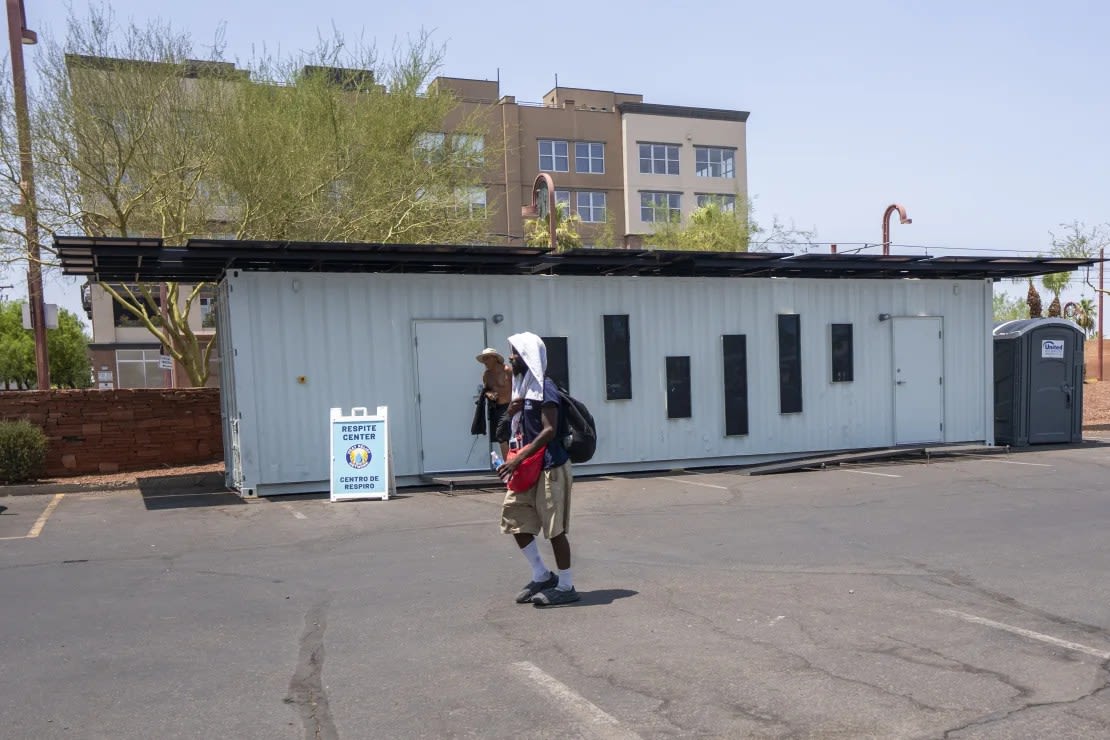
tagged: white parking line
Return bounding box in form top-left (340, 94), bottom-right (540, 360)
top-left (840, 469), bottom-right (902, 478)
top-left (677, 479), bottom-right (729, 490)
top-left (960, 455), bottom-right (1052, 467)
top-left (513, 661), bottom-right (642, 740)
top-left (937, 609), bottom-right (1110, 660)
top-left (282, 504), bottom-right (307, 520)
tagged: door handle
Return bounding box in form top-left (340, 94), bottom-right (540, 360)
top-left (896, 380), bottom-right (906, 385)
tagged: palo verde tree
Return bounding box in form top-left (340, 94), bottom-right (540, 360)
top-left (645, 196), bottom-right (816, 253)
top-left (22, 5), bottom-right (494, 386)
top-left (1051, 221), bottom-right (1110, 304)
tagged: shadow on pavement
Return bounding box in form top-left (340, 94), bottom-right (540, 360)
top-left (137, 471), bottom-right (243, 510)
top-left (533, 588), bottom-right (638, 608)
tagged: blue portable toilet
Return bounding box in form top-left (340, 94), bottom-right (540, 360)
top-left (993, 318), bottom-right (1085, 446)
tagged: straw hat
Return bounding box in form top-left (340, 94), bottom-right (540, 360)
top-left (476, 347), bottom-right (504, 364)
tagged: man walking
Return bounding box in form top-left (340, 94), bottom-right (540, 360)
top-left (496, 332), bottom-right (579, 606)
top-left (476, 347), bottom-right (512, 460)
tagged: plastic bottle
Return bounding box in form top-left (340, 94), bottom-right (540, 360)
top-left (491, 451), bottom-right (503, 470)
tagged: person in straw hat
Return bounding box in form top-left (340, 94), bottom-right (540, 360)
top-left (477, 347), bottom-right (513, 460)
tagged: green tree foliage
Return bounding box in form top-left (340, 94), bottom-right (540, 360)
top-left (993, 293), bottom-right (1026, 323)
top-left (1050, 221), bottom-right (1110, 302)
top-left (1076, 297), bottom-right (1097, 337)
top-left (0, 301), bottom-right (91, 388)
top-left (646, 197), bottom-right (816, 252)
top-left (12, 5), bottom-right (494, 385)
top-left (1041, 270), bottom-right (1070, 302)
top-left (649, 201), bottom-right (751, 252)
top-left (524, 201), bottom-right (582, 251)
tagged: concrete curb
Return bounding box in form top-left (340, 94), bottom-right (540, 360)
top-left (1, 472), bottom-right (227, 497)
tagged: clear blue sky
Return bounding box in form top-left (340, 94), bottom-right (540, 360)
top-left (6, 0), bottom-right (1109, 324)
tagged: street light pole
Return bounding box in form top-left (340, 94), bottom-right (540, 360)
top-left (6, 0), bottom-right (48, 389)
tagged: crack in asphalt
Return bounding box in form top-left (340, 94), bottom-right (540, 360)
top-left (941, 659), bottom-right (1110, 738)
top-left (902, 560), bottom-right (1110, 638)
top-left (284, 599), bottom-right (338, 740)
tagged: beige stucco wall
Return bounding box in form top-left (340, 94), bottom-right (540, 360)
top-left (621, 113), bottom-right (748, 235)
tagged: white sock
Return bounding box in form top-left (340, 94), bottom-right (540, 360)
top-left (520, 540), bottom-right (550, 582)
top-left (556, 568), bottom-right (573, 591)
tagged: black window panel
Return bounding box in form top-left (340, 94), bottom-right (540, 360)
top-left (665, 356), bottom-right (692, 419)
top-left (603, 314), bottom-right (632, 400)
top-left (541, 336), bottom-right (569, 392)
top-left (830, 323), bottom-right (854, 382)
top-left (778, 314), bottom-right (803, 413)
top-left (722, 334), bottom-right (749, 436)
top-left (111, 285), bottom-right (162, 328)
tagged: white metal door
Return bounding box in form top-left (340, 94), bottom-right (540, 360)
top-left (414, 320), bottom-right (487, 473)
top-left (892, 317), bottom-right (944, 444)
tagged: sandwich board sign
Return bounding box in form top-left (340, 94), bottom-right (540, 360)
top-left (330, 406), bottom-right (391, 501)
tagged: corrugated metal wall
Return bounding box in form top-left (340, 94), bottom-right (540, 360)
top-left (221, 270), bottom-right (993, 494)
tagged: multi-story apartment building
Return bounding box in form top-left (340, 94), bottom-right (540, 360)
top-left (82, 282), bottom-right (218, 389)
top-left (430, 77), bottom-right (749, 248)
top-left (77, 63), bottom-right (747, 387)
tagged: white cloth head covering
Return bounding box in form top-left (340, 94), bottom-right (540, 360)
top-left (508, 332), bottom-right (547, 437)
top-left (508, 332), bottom-right (546, 401)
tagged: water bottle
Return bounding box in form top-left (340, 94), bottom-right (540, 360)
top-left (491, 451), bottom-right (503, 470)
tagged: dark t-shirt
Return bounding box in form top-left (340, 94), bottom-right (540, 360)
top-left (520, 377), bottom-right (570, 469)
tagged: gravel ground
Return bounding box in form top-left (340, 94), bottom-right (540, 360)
top-left (24, 461), bottom-right (225, 490)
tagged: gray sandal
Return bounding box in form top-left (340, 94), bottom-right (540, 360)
top-left (532, 586), bottom-right (581, 606)
top-left (515, 572), bottom-right (559, 603)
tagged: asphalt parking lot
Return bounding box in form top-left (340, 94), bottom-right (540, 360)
top-left (2, 441), bottom-right (1109, 739)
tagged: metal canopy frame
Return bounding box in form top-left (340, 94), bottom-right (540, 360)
top-left (54, 236), bottom-right (1102, 283)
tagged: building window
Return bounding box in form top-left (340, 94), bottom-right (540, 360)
top-left (539, 139), bottom-right (569, 172)
top-left (454, 187), bottom-right (487, 216)
top-left (575, 142), bottom-right (604, 174)
top-left (116, 349), bottom-right (164, 389)
top-left (778, 314), bottom-right (802, 413)
top-left (198, 292), bottom-right (217, 329)
top-left (541, 336), bottom-right (569, 392)
top-left (638, 143), bottom-right (679, 175)
top-left (414, 131), bottom-right (446, 161)
top-left (696, 193), bottom-right (737, 212)
top-left (603, 314), bottom-right (632, 400)
top-left (416, 132), bottom-right (483, 163)
top-left (555, 190), bottom-right (571, 208)
top-left (577, 191), bottom-right (606, 223)
top-left (641, 192), bottom-right (681, 223)
top-left (110, 285), bottom-right (161, 328)
top-left (722, 335), bottom-right (749, 436)
top-left (831, 324), bottom-right (854, 382)
top-left (665, 356), bottom-right (692, 419)
top-left (452, 133), bottom-right (484, 157)
top-left (695, 146), bottom-right (736, 178)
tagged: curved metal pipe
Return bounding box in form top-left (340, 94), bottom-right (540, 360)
top-left (882, 204), bottom-right (911, 256)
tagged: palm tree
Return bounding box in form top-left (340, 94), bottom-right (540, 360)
top-left (524, 201), bottom-right (582, 252)
top-left (1077, 298), bottom-right (1097, 337)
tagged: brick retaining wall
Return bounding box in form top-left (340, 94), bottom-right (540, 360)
top-left (0, 388), bottom-right (222, 477)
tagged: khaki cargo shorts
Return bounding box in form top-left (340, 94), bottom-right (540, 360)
top-left (500, 462), bottom-right (573, 539)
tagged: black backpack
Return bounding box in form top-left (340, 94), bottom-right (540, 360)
top-left (557, 386), bottom-right (597, 463)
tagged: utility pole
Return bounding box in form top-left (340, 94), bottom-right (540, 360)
top-left (6, 0), bottom-right (49, 388)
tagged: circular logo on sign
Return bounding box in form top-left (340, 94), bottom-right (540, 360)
top-left (346, 444), bottom-right (371, 469)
